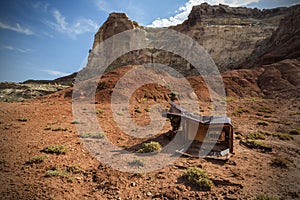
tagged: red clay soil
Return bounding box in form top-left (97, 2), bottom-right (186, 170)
top-left (0, 67), bottom-right (299, 199)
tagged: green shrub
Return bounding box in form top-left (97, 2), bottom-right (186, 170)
top-left (138, 97), bottom-right (148, 103)
top-left (51, 127), bottom-right (68, 131)
top-left (263, 115), bottom-right (272, 118)
top-left (248, 97), bottom-right (262, 102)
top-left (271, 157), bottom-right (292, 168)
top-left (26, 155), bottom-right (47, 164)
top-left (226, 96), bottom-right (235, 102)
top-left (44, 126), bottom-right (51, 130)
top-left (247, 131), bottom-right (266, 140)
top-left (235, 134), bottom-right (243, 140)
top-left (18, 118), bottom-right (28, 122)
top-left (117, 112), bottom-right (124, 116)
top-left (0, 158), bottom-right (7, 164)
top-left (71, 119), bottom-right (82, 124)
top-left (255, 194), bottom-right (278, 200)
top-left (257, 121), bottom-right (268, 126)
top-left (66, 164), bottom-right (84, 174)
top-left (135, 108), bottom-right (142, 113)
top-left (94, 108), bottom-right (103, 114)
top-left (144, 107), bottom-right (151, 112)
top-left (42, 145), bottom-right (67, 155)
top-left (272, 133), bottom-right (293, 141)
top-left (232, 107), bottom-right (249, 116)
top-left (258, 107), bottom-right (274, 114)
top-left (284, 121), bottom-right (293, 125)
top-left (246, 139), bottom-right (271, 151)
top-left (289, 129), bottom-right (300, 135)
top-left (137, 141), bottom-right (162, 153)
top-left (79, 132), bottom-right (105, 139)
top-left (263, 131), bottom-right (272, 136)
top-left (183, 167), bottom-right (214, 190)
top-left (45, 169), bottom-right (68, 178)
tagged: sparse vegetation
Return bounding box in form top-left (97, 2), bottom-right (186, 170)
top-left (44, 126), bottom-right (51, 130)
top-left (226, 96), bottom-right (235, 102)
top-left (138, 97), bottom-right (148, 103)
top-left (183, 167), bottom-right (214, 190)
top-left (44, 164), bottom-right (84, 183)
top-left (283, 121), bottom-right (293, 125)
top-left (18, 118), bottom-right (28, 122)
top-left (26, 155), bottom-right (48, 165)
top-left (0, 158), bottom-right (7, 164)
top-left (168, 92), bottom-right (177, 100)
top-left (263, 115), bottom-right (272, 118)
top-left (94, 108), bottom-right (103, 114)
top-left (247, 131), bottom-right (266, 140)
top-left (137, 141), bottom-right (162, 153)
top-left (129, 158), bottom-right (145, 167)
top-left (289, 129), bottom-right (300, 135)
top-left (263, 131), bottom-right (272, 136)
top-left (117, 112), bottom-right (124, 116)
top-left (144, 107), bottom-right (151, 112)
top-left (271, 157), bottom-right (293, 168)
top-left (246, 139), bottom-right (271, 152)
top-left (272, 132), bottom-right (293, 141)
top-left (235, 134), bottom-right (243, 140)
top-left (258, 107), bottom-right (274, 114)
top-left (134, 107), bottom-right (142, 113)
top-left (255, 194), bottom-right (278, 200)
top-left (232, 107), bottom-right (249, 116)
top-left (248, 97), bottom-right (262, 102)
top-left (131, 127), bottom-right (138, 132)
top-left (133, 172), bottom-right (144, 178)
top-left (66, 164), bottom-right (84, 174)
top-left (45, 169), bottom-right (68, 177)
top-left (71, 119), bottom-right (82, 124)
top-left (79, 132), bottom-right (105, 139)
top-left (42, 145), bottom-right (67, 155)
top-left (45, 167), bottom-right (68, 178)
top-left (257, 121), bottom-right (268, 126)
top-left (51, 127), bottom-right (68, 131)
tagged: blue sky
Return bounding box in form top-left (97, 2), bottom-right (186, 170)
top-left (0, 0), bottom-right (299, 82)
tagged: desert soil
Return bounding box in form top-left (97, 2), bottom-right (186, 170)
top-left (0, 73), bottom-right (300, 200)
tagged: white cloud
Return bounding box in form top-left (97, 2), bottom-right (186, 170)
top-left (0, 21), bottom-right (34, 35)
top-left (95, 0), bottom-right (112, 13)
top-left (148, 0), bottom-right (259, 27)
top-left (33, 1), bottom-right (49, 12)
top-left (2, 45), bottom-right (32, 53)
top-left (41, 69), bottom-right (69, 76)
top-left (46, 9), bottom-right (98, 39)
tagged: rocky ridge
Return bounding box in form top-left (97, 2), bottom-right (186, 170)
top-left (88, 3), bottom-right (291, 73)
top-left (240, 4), bottom-right (300, 68)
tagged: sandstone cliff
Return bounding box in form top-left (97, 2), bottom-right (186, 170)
top-left (240, 4), bottom-right (300, 68)
top-left (88, 3), bottom-right (291, 74)
top-left (237, 4), bottom-right (300, 98)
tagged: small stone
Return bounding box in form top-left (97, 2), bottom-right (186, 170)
top-left (130, 182), bottom-right (136, 187)
top-left (146, 192), bottom-right (152, 197)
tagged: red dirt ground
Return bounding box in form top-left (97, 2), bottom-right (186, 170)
top-left (1, 66), bottom-right (299, 199)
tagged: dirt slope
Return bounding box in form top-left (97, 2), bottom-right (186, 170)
top-left (1, 66), bottom-right (299, 199)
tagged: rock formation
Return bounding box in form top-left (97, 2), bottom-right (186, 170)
top-left (88, 3), bottom-right (292, 74)
top-left (92, 13), bottom-right (141, 49)
top-left (239, 4), bottom-right (300, 68)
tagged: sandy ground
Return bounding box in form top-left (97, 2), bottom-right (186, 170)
top-left (0, 91), bottom-right (299, 200)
